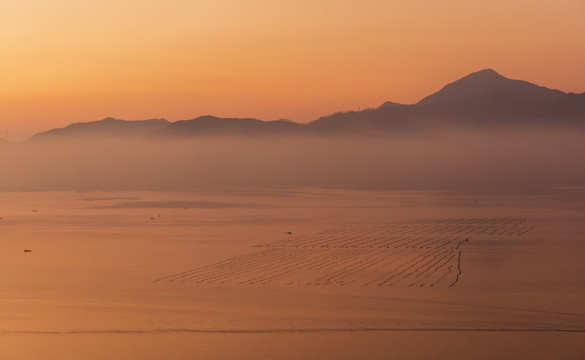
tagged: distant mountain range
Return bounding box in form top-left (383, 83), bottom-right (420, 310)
top-left (310, 69), bottom-right (585, 132)
top-left (155, 116), bottom-right (313, 138)
top-left (25, 69), bottom-right (585, 142)
top-left (29, 118), bottom-right (170, 141)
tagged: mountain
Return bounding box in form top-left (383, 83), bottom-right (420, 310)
top-left (29, 117), bottom-right (170, 141)
top-left (26, 69), bottom-right (585, 140)
top-left (417, 69), bottom-right (565, 105)
top-left (311, 69), bottom-right (585, 132)
top-left (154, 115), bottom-right (312, 138)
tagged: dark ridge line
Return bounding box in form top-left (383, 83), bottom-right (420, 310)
top-left (3, 327), bottom-right (585, 336)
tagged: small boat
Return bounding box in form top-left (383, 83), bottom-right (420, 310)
top-left (24, 249), bottom-right (32, 253)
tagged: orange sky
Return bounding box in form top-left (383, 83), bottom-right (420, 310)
top-left (1, 0), bottom-right (584, 140)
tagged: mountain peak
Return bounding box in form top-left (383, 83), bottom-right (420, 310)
top-left (378, 101), bottom-right (405, 109)
top-left (471, 68), bottom-right (499, 75)
top-left (192, 115), bottom-right (219, 121)
top-left (417, 69), bottom-right (565, 106)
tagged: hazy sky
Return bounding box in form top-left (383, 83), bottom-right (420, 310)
top-left (1, 0), bottom-right (584, 140)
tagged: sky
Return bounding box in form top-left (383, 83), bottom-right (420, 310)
top-left (1, 0), bottom-right (584, 140)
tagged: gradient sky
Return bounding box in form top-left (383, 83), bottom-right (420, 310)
top-left (1, 0), bottom-right (584, 140)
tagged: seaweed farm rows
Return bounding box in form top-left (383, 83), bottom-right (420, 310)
top-left (156, 218), bottom-right (535, 287)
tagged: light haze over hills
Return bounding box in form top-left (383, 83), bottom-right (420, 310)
top-left (29, 118), bottom-right (170, 141)
top-left (24, 69), bottom-right (585, 142)
top-left (310, 69), bottom-right (585, 132)
top-left (2, 68), bottom-right (585, 194)
top-left (417, 69), bottom-right (566, 105)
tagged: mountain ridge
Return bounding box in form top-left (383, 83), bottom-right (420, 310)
top-left (30, 118), bottom-right (170, 141)
top-left (154, 115), bottom-right (311, 138)
top-left (310, 69), bottom-right (584, 132)
top-left (416, 69), bottom-right (565, 105)
top-left (24, 69), bottom-right (585, 141)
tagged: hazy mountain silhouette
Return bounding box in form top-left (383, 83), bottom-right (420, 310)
top-left (25, 69), bottom-right (585, 140)
top-left (154, 115), bottom-right (312, 138)
top-left (310, 69), bottom-right (585, 132)
top-left (29, 118), bottom-right (170, 141)
top-left (417, 69), bottom-right (565, 105)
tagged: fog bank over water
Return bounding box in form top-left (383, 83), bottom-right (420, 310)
top-left (2, 127), bottom-right (584, 194)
